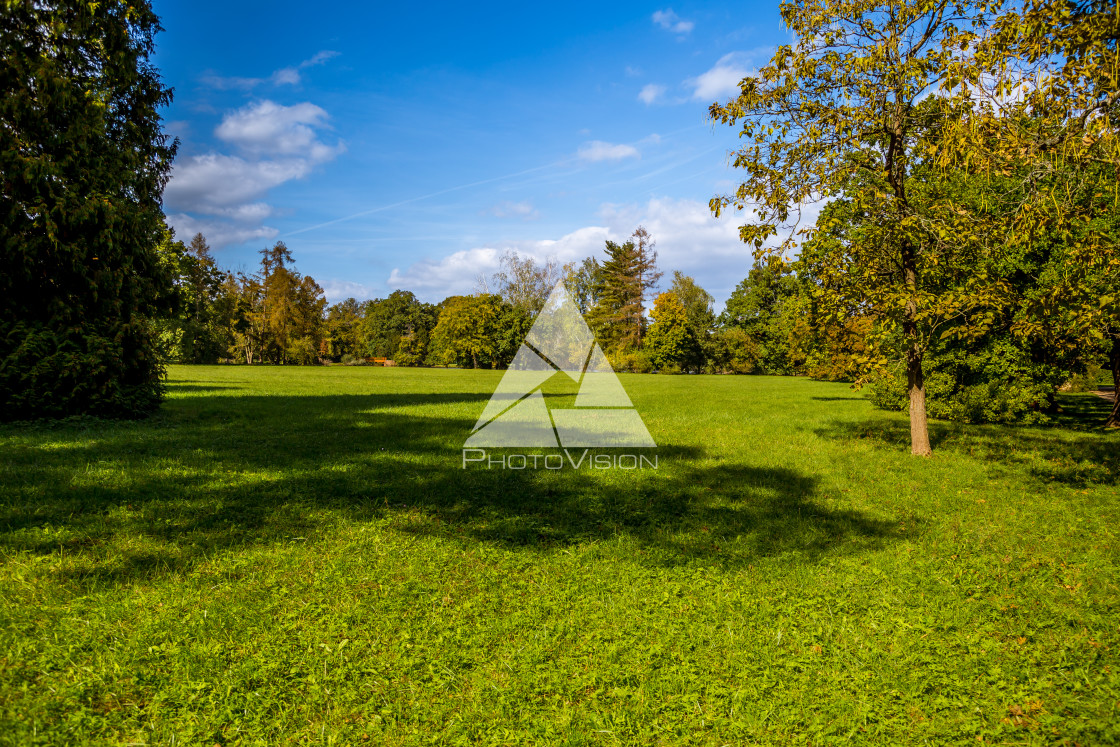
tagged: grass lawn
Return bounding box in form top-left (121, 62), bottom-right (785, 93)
top-left (1, 365), bottom-right (1118, 745)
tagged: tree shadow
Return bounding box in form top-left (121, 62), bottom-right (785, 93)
top-left (815, 393), bottom-right (1118, 487)
top-left (0, 388), bottom-right (907, 585)
top-left (164, 383), bottom-right (246, 394)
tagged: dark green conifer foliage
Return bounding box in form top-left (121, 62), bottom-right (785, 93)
top-left (1, 0), bottom-right (177, 419)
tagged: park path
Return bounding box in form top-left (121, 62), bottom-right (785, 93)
top-left (1095, 385), bottom-right (1116, 403)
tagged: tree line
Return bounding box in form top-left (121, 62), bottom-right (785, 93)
top-left (161, 203), bottom-right (1115, 433)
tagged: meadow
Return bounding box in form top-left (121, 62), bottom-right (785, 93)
top-left (1, 365), bottom-right (1117, 745)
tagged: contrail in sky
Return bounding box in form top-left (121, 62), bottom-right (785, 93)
top-left (281, 124), bottom-right (711, 239)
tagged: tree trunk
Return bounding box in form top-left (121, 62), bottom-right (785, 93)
top-left (907, 344), bottom-right (932, 455)
top-left (1106, 333), bottom-right (1120, 428)
top-left (902, 243), bottom-right (932, 456)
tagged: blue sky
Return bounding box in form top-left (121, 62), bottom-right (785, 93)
top-left (155, 1), bottom-right (793, 308)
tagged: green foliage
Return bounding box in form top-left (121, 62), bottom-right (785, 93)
top-left (647, 292), bottom-right (702, 372)
top-left (586, 228), bottom-right (661, 351)
top-left (285, 336), bottom-right (319, 366)
top-left (609, 349), bottom-right (655, 373)
top-left (361, 290), bottom-right (437, 363)
top-left (427, 295), bottom-right (517, 368)
top-left (0, 367), bottom-right (1117, 742)
top-left (705, 327), bottom-right (761, 374)
top-left (720, 262), bottom-right (800, 375)
top-left (325, 298), bottom-right (363, 361)
top-left (0, 0), bottom-right (177, 419)
top-left (868, 335), bottom-right (1064, 425)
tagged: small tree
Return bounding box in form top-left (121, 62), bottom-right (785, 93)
top-left (647, 292), bottom-right (701, 372)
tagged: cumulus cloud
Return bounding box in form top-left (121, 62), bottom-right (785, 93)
top-left (320, 279), bottom-right (374, 303)
top-left (652, 9), bottom-right (694, 33)
top-left (689, 53), bottom-right (751, 101)
top-left (164, 153), bottom-right (315, 212)
top-left (203, 50), bottom-right (339, 90)
top-left (388, 247), bottom-right (504, 296)
top-left (165, 212), bottom-right (279, 248)
top-left (385, 197), bottom-right (827, 307)
top-left (163, 100), bottom-right (343, 248)
top-left (215, 100), bottom-right (341, 159)
top-left (577, 140), bottom-right (640, 162)
top-left (638, 84), bottom-right (666, 105)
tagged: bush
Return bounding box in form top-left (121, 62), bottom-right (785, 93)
top-left (868, 336), bottom-right (1064, 424)
top-left (286, 337), bottom-right (319, 365)
top-left (705, 328), bottom-right (760, 374)
top-left (611, 350), bottom-right (654, 373)
top-left (1065, 363), bottom-right (1105, 393)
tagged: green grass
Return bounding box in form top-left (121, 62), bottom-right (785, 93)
top-left (1, 366), bottom-right (1118, 745)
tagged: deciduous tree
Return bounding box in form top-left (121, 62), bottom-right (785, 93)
top-left (710, 0), bottom-right (1006, 455)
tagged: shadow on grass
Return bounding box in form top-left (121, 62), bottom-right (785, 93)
top-left (816, 393), bottom-right (1118, 487)
top-left (0, 388), bottom-right (907, 584)
top-left (164, 383), bottom-right (246, 394)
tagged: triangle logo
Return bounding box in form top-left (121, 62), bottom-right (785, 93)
top-left (465, 282), bottom-right (656, 448)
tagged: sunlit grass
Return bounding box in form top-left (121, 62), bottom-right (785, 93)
top-left (0, 365), bottom-right (1117, 744)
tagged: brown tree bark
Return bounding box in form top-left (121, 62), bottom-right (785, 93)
top-left (907, 343), bottom-right (933, 455)
top-left (902, 245), bottom-right (933, 456)
top-left (1106, 333), bottom-right (1120, 429)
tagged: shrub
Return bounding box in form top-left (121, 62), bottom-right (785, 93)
top-left (1065, 362), bottom-right (1105, 393)
top-left (868, 336), bottom-right (1064, 424)
top-left (611, 350), bottom-right (654, 373)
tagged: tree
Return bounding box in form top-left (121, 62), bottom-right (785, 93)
top-left (709, 0), bottom-right (1005, 455)
top-left (939, 1), bottom-right (1120, 424)
top-left (720, 262), bottom-right (800, 374)
top-left (1, 0), bottom-right (177, 419)
top-left (588, 230), bottom-right (661, 352)
top-left (326, 298), bottom-right (363, 361)
top-left (483, 250), bottom-right (570, 317)
top-left (630, 227), bottom-right (663, 343)
top-left (647, 292), bottom-right (700, 372)
top-left (669, 272), bottom-right (716, 339)
top-left (566, 257), bottom-right (602, 314)
top-left (428, 295), bottom-right (503, 368)
top-left (176, 233), bottom-right (231, 363)
top-left (362, 290), bottom-right (436, 362)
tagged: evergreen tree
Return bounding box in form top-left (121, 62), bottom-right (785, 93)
top-left (1, 0), bottom-right (177, 419)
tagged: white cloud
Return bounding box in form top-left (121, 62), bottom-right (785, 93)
top-left (488, 200), bottom-right (540, 220)
top-left (165, 212), bottom-right (279, 248)
top-left (215, 100), bottom-right (341, 159)
top-left (387, 201), bottom-right (744, 304)
top-left (652, 9), bottom-right (694, 34)
top-left (577, 140), bottom-right (640, 162)
top-left (163, 99), bottom-right (343, 248)
top-left (202, 50), bottom-right (339, 90)
top-left (689, 53), bottom-right (751, 101)
top-left (638, 84), bottom-right (666, 105)
top-left (385, 197), bottom-right (828, 307)
top-left (164, 153), bottom-right (315, 213)
top-left (388, 247), bottom-right (503, 296)
top-left (320, 279), bottom-right (373, 303)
